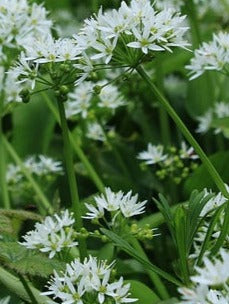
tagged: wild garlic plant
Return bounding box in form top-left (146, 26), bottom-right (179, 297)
top-left (0, 0), bottom-right (229, 304)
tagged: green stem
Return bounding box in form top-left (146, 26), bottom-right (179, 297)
top-left (3, 137), bottom-right (53, 213)
top-left (56, 98), bottom-right (87, 261)
top-left (18, 274), bottom-right (39, 304)
top-left (130, 238), bottom-right (169, 300)
top-left (136, 66), bottom-right (229, 199)
top-left (43, 93), bottom-right (105, 193)
top-left (0, 117), bottom-right (10, 209)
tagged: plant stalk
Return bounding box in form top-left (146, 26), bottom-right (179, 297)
top-left (18, 273), bottom-right (39, 304)
top-left (3, 137), bottom-right (53, 213)
top-left (56, 98), bottom-right (87, 260)
top-left (0, 116), bottom-right (10, 209)
top-left (136, 66), bottom-right (229, 199)
top-left (43, 92), bottom-right (105, 193)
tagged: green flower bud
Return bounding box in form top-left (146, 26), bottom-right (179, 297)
top-left (60, 63), bottom-right (71, 72)
top-left (101, 235), bottom-right (108, 242)
top-left (93, 85), bottom-right (102, 95)
top-left (60, 85), bottom-right (69, 95)
top-left (19, 89), bottom-right (30, 103)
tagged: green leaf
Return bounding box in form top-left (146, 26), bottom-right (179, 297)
top-left (101, 228), bottom-right (182, 286)
top-left (185, 73), bottom-right (215, 118)
top-left (12, 95), bottom-right (55, 156)
top-left (0, 242), bottom-right (65, 278)
top-left (98, 243), bottom-right (114, 262)
top-left (0, 265), bottom-right (55, 304)
top-left (184, 152), bottom-right (229, 194)
top-left (125, 280), bottom-right (160, 304)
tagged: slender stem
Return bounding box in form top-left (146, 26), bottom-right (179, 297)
top-left (18, 273), bottom-right (39, 304)
top-left (0, 116), bottom-right (10, 209)
top-left (136, 66), bottom-right (229, 199)
top-left (130, 237), bottom-right (169, 300)
top-left (56, 98), bottom-right (87, 260)
top-left (3, 137), bottom-right (53, 213)
top-left (43, 93), bottom-right (105, 193)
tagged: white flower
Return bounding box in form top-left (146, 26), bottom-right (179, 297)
top-left (207, 289), bottom-right (229, 304)
top-left (127, 26), bottom-right (164, 54)
top-left (120, 191), bottom-right (147, 218)
top-left (196, 111), bottom-right (213, 134)
top-left (23, 155), bottom-right (63, 176)
top-left (178, 284), bottom-right (209, 304)
top-left (20, 210), bottom-right (77, 259)
top-left (214, 102), bottom-right (229, 119)
top-left (86, 122), bottom-right (106, 142)
top-left (201, 188), bottom-right (227, 217)
top-left (107, 277), bottom-right (137, 303)
top-left (6, 164), bottom-right (22, 184)
top-left (23, 35), bottom-right (81, 64)
top-left (94, 187), bottom-right (124, 212)
top-left (7, 55), bottom-right (39, 90)
top-left (37, 155), bottom-right (63, 175)
top-left (186, 32), bottom-right (229, 80)
top-left (65, 81), bottom-right (94, 119)
top-left (98, 82), bottom-right (125, 110)
top-left (74, 53), bottom-right (94, 86)
top-left (83, 187), bottom-right (147, 220)
top-left (83, 202), bottom-right (104, 220)
top-left (180, 141), bottom-right (199, 160)
top-left (137, 143), bottom-right (168, 165)
top-left (91, 35), bottom-right (118, 64)
top-left (191, 249), bottom-right (229, 286)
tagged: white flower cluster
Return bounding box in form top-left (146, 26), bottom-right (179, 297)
top-left (42, 255), bottom-right (137, 304)
top-left (7, 155), bottom-right (63, 185)
top-left (0, 66), bottom-right (23, 108)
top-left (196, 101), bottom-right (229, 136)
top-left (0, 0), bottom-right (51, 111)
top-left (186, 32), bottom-right (229, 80)
top-left (84, 187), bottom-right (147, 220)
top-left (137, 142), bottom-right (198, 165)
top-left (65, 81), bottom-right (125, 120)
top-left (20, 210), bottom-right (77, 259)
top-left (75, 0), bottom-right (189, 65)
top-left (0, 0), bottom-right (52, 60)
top-left (179, 249), bottom-right (229, 304)
top-left (65, 80), bottom-right (125, 141)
